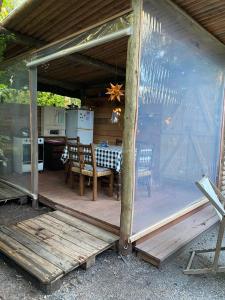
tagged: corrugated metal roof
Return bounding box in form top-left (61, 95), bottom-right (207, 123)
top-left (173, 0), bottom-right (225, 45)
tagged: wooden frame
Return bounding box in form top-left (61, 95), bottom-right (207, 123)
top-left (217, 86), bottom-right (225, 192)
top-left (129, 197), bottom-right (209, 243)
top-left (4, 0), bottom-right (225, 253)
top-left (184, 176), bottom-right (225, 275)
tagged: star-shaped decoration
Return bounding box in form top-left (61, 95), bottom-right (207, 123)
top-left (106, 83), bottom-right (124, 101)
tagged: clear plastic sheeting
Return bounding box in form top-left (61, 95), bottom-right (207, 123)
top-left (133, 0), bottom-right (225, 234)
top-left (31, 14), bottom-right (132, 61)
top-left (0, 58), bottom-right (31, 192)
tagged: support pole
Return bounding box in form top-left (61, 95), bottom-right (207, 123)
top-left (29, 67), bottom-right (39, 208)
top-left (119, 0), bottom-right (142, 254)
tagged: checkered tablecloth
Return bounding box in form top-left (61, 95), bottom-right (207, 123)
top-left (61, 145), bottom-right (122, 172)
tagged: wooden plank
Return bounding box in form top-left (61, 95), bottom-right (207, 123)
top-left (0, 231), bottom-right (63, 283)
top-left (24, 217), bottom-right (104, 253)
top-left (36, 214), bottom-right (110, 251)
top-left (0, 226), bottom-right (77, 272)
top-left (50, 210), bottom-right (118, 244)
top-left (135, 205), bottom-right (218, 266)
top-left (129, 198), bottom-right (208, 243)
top-left (0, 211), bottom-right (118, 290)
top-left (16, 222), bottom-right (89, 264)
top-left (38, 196), bottom-right (120, 236)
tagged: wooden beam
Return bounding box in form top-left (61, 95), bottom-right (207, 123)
top-left (119, 0), bottom-right (142, 255)
top-left (67, 53), bottom-right (125, 77)
top-left (0, 26), bottom-right (126, 76)
top-left (0, 26), bottom-right (44, 47)
top-left (27, 28), bottom-right (132, 68)
top-left (217, 79), bottom-right (225, 192)
top-left (38, 76), bottom-right (84, 91)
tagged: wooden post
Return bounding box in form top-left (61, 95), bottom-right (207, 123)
top-left (217, 88), bottom-right (225, 194)
top-left (29, 67), bottom-right (39, 208)
top-left (119, 0), bottom-right (142, 255)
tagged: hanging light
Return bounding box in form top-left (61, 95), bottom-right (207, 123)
top-left (111, 107), bottom-right (122, 124)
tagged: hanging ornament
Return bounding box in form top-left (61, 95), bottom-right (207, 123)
top-left (106, 83), bottom-right (124, 101)
top-left (111, 107), bottom-right (122, 124)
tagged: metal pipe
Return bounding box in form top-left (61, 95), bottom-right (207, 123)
top-left (29, 67), bottom-right (39, 208)
top-left (27, 27), bottom-right (132, 68)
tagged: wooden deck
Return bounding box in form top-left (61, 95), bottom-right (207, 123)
top-left (0, 181), bottom-right (27, 202)
top-left (39, 171), bottom-right (121, 234)
top-left (39, 171), bottom-right (202, 236)
top-left (0, 210), bottom-right (118, 292)
top-left (135, 205), bottom-right (218, 267)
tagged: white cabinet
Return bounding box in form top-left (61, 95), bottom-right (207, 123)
top-left (41, 106), bottom-right (65, 137)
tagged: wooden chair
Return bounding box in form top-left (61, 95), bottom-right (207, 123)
top-left (71, 143), bottom-right (114, 201)
top-left (114, 139), bottom-right (122, 200)
top-left (184, 176), bottom-right (225, 275)
top-left (136, 143), bottom-right (154, 197)
top-left (115, 139), bottom-right (122, 146)
top-left (64, 136), bottom-right (80, 184)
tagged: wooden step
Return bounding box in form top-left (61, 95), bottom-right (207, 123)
top-left (135, 205), bottom-right (218, 267)
top-left (0, 210), bottom-right (119, 293)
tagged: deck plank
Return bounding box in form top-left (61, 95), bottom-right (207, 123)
top-left (135, 205), bottom-right (218, 267)
top-left (37, 214), bottom-right (110, 250)
top-left (0, 231), bottom-right (63, 283)
top-left (16, 222), bottom-right (89, 264)
top-left (50, 210), bottom-right (118, 243)
top-left (0, 225), bottom-right (78, 272)
top-left (20, 219), bottom-right (96, 258)
top-left (0, 210), bottom-right (119, 291)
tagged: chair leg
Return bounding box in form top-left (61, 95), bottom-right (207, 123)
top-left (65, 161), bottom-right (71, 183)
top-left (80, 174), bottom-right (85, 196)
top-left (71, 172), bottom-right (75, 189)
top-left (93, 176), bottom-right (97, 201)
top-left (109, 173), bottom-right (114, 197)
top-left (98, 179), bottom-right (101, 194)
top-left (117, 172), bottom-right (121, 201)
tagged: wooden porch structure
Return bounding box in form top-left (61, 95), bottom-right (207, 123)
top-left (0, 1), bottom-right (225, 284)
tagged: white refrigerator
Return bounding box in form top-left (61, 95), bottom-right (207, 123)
top-left (66, 109), bottom-right (94, 144)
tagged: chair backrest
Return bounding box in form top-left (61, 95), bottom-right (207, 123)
top-left (65, 136), bottom-right (80, 146)
top-left (136, 143), bottom-right (154, 171)
top-left (115, 139), bottom-right (122, 146)
top-left (77, 143), bottom-right (96, 172)
top-left (196, 176), bottom-right (225, 220)
top-left (66, 137), bottom-right (80, 163)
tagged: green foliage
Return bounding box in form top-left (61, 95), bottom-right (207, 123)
top-left (0, 84), bottom-right (81, 107)
top-left (37, 92), bottom-right (81, 108)
top-left (0, 0), bottom-right (25, 21)
top-left (37, 92), bottom-right (65, 107)
top-left (0, 0), bottom-right (14, 21)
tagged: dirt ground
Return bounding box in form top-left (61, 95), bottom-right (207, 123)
top-left (0, 201), bottom-right (225, 300)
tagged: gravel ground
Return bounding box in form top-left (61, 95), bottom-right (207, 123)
top-left (0, 202), bottom-right (225, 300)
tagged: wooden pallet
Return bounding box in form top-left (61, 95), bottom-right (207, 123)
top-left (0, 210), bottom-right (118, 292)
top-left (135, 205), bottom-right (218, 267)
top-left (0, 181), bottom-right (27, 203)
